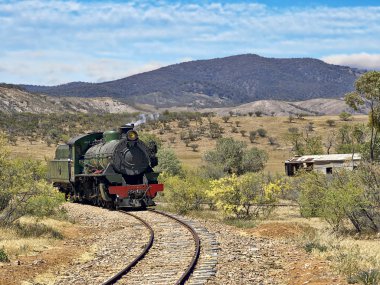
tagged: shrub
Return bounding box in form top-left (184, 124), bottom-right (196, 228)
top-left (326, 119), bottom-right (336, 127)
top-left (0, 248), bottom-right (9, 262)
top-left (288, 114), bottom-right (295, 123)
top-left (222, 116), bottom-right (230, 123)
top-left (249, 131), bottom-right (257, 143)
top-left (296, 166), bottom-right (380, 232)
top-left (268, 137), bottom-right (278, 145)
top-left (159, 170), bottom-right (209, 214)
top-left (207, 173), bottom-right (281, 219)
top-left (340, 111), bottom-right (352, 121)
top-left (304, 242), bottom-right (328, 253)
top-left (240, 130), bottom-right (247, 137)
top-left (256, 128), bottom-right (267, 137)
top-left (355, 269), bottom-right (380, 285)
top-left (204, 138), bottom-right (268, 175)
top-left (255, 111), bottom-right (263, 117)
top-left (0, 136), bottom-right (66, 225)
top-left (190, 144), bottom-right (199, 152)
top-left (242, 147), bottom-right (268, 173)
top-left (156, 148), bottom-right (182, 176)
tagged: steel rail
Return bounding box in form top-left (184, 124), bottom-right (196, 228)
top-left (101, 210), bottom-right (154, 285)
top-left (149, 209), bottom-right (201, 285)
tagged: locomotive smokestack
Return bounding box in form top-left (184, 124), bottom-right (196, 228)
top-left (119, 124), bottom-right (134, 134)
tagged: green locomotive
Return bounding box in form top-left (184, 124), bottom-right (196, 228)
top-left (47, 124), bottom-right (163, 208)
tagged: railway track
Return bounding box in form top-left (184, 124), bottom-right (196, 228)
top-left (102, 209), bottom-right (217, 285)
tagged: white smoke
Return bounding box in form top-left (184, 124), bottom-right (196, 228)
top-left (129, 113), bottom-right (160, 126)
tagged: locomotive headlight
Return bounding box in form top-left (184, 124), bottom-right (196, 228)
top-left (127, 130), bottom-right (138, 141)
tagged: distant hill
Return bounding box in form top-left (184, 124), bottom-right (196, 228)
top-left (0, 85), bottom-right (138, 114)
top-left (0, 85), bottom-right (367, 116)
top-left (21, 54), bottom-right (363, 108)
top-left (203, 98), bottom-right (368, 116)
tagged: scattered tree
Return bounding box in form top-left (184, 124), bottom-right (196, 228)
top-left (326, 119), bottom-right (335, 127)
top-left (345, 71), bottom-right (380, 161)
top-left (249, 131), bottom-right (257, 143)
top-left (257, 128), bottom-right (267, 137)
top-left (339, 111), bottom-right (352, 121)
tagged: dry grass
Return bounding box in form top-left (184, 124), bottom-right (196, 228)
top-left (151, 114), bottom-right (368, 174)
top-left (0, 217), bottom-right (71, 259)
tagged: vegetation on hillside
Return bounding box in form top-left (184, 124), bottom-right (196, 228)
top-left (0, 112), bottom-right (138, 146)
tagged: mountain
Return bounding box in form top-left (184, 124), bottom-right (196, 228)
top-left (22, 54), bottom-right (363, 108)
top-left (0, 85), bottom-right (138, 114)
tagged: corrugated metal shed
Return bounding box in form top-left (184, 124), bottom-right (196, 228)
top-left (285, 153), bottom-right (361, 164)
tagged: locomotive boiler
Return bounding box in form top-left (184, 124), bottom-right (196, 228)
top-left (47, 124), bottom-right (163, 208)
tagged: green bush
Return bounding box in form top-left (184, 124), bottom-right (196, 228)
top-left (304, 242), bottom-right (327, 253)
top-left (296, 165), bottom-right (380, 232)
top-left (355, 269), bottom-right (380, 285)
top-left (204, 137), bottom-right (268, 175)
top-left (256, 128), bottom-right (267, 137)
top-left (0, 248), bottom-right (9, 262)
top-left (159, 170), bottom-right (209, 214)
top-left (0, 135), bottom-right (65, 225)
top-left (156, 148), bottom-right (182, 176)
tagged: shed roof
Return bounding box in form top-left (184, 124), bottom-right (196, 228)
top-left (285, 153), bottom-right (361, 163)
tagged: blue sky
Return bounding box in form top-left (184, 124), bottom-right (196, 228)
top-left (0, 0), bottom-right (379, 85)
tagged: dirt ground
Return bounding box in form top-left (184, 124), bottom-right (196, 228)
top-left (246, 222), bottom-right (347, 285)
top-left (0, 224), bottom-right (94, 285)
top-left (0, 210), bottom-right (347, 285)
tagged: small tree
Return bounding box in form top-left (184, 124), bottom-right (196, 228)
top-left (345, 71), bottom-right (380, 161)
top-left (231, 126), bottom-right (238, 133)
top-left (339, 111), bottom-right (352, 121)
top-left (255, 111), bottom-right (263, 117)
top-left (326, 119), bottom-right (335, 127)
top-left (222, 116), bottom-right (230, 123)
top-left (268, 137), bottom-right (278, 146)
top-left (256, 128), bottom-right (267, 137)
top-left (285, 127), bottom-right (304, 155)
top-left (240, 130), bottom-right (247, 137)
top-left (190, 144), bottom-right (199, 152)
top-left (306, 122), bottom-right (314, 132)
top-left (249, 131), bottom-right (257, 143)
top-left (204, 138), bottom-right (267, 175)
top-left (248, 112), bottom-right (254, 117)
top-left (156, 148), bottom-right (182, 176)
top-left (288, 114), bottom-right (295, 123)
top-left (235, 121), bottom-right (240, 127)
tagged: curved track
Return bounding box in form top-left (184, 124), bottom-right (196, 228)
top-left (101, 211), bottom-right (155, 285)
top-left (102, 209), bottom-right (201, 285)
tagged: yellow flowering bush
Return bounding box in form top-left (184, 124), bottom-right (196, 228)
top-left (208, 172), bottom-right (284, 219)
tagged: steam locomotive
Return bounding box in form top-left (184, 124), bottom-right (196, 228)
top-left (47, 124), bottom-right (163, 209)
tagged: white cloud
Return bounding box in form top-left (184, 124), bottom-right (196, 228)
top-left (0, 1), bottom-right (379, 84)
top-left (321, 53), bottom-right (380, 70)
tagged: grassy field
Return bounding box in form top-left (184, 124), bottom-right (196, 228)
top-left (8, 114), bottom-right (368, 174)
